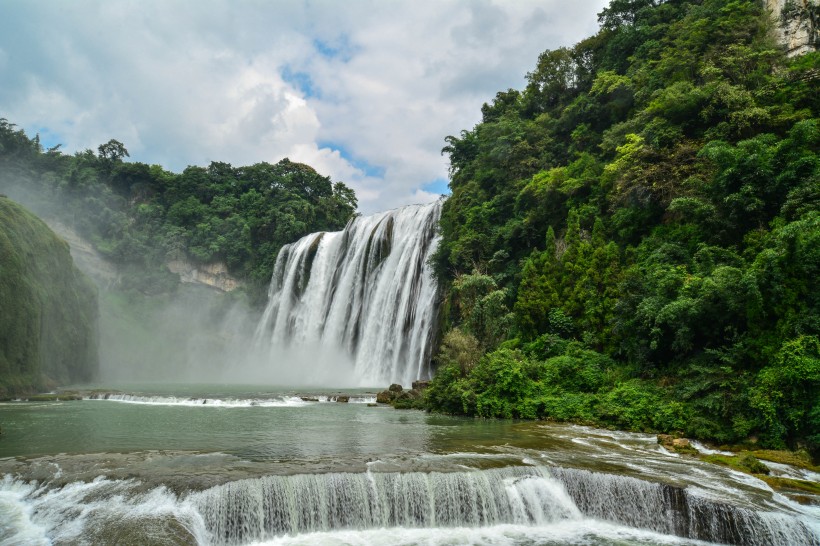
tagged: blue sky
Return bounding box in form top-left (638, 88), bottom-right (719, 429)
top-left (0, 0), bottom-right (608, 213)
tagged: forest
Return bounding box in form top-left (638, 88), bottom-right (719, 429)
top-left (426, 0), bottom-right (819, 458)
top-left (1, 0), bottom-right (817, 458)
top-left (0, 121), bottom-right (358, 302)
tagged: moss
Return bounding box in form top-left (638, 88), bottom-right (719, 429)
top-left (758, 475), bottom-right (820, 496)
top-left (750, 449), bottom-right (819, 472)
top-left (0, 197), bottom-right (98, 394)
top-left (700, 453), bottom-right (771, 475)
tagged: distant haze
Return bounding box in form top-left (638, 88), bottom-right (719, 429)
top-left (0, 0), bottom-right (607, 213)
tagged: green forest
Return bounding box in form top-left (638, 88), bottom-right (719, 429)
top-left (0, 197), bottom-right (98, 395)
top-left (0, 121), bottom-right (358, 302)
top-left (1, 0), bottom-right (817, 457)
top-left (426, 0), bottom-right (819, 457)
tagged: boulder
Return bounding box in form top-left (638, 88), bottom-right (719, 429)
top-left (657, 434), bottom-right (674, 448)
top-left (388, 383), bottom-right (403, 393)
top-left (411, 380), bottom-right (431, 391)
top-left (376, 390), bottom-right (394, 404)
top-left (335, 395), bottom-right (349, 403)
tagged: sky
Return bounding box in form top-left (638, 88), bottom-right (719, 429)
top-left (1, 0), bottom-right (609, 213)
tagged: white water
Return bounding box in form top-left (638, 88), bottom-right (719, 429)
top-left (2, 465), bottom-right (818, 546)
top-left (85, 393), bottom-right (309, 407)
top-left (254, 201), bottom-right (442, 387)
top-left (83, 393), bottom-right (378, 407)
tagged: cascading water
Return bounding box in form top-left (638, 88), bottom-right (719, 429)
top-left (4, 465), bottom-right (818, 545)
top-left (254, 201), bottom-right (442, 386)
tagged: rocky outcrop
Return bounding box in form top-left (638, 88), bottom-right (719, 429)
top-left (412, 380), bottom-right (431, 391)
top-left (767, 0), bottom-right (819, 56)
top-left (167, 259), bottom-right (242, 292)
top-left (377, 383), bottom-right (424, 409)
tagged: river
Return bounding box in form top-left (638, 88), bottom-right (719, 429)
top-left (1, 384), bottom-right (818, 545)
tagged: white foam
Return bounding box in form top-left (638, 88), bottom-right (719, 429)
top-left (0, 477), bottom-right (50, 546)
top-left (247, 521), bottom-right (710, 546)
top-left (84, 393), bottom-right (308, 408)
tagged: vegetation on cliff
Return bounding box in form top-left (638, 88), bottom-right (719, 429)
top-left (0, 121), bottom-right (358, 301)
top-left (428, 0), bottom-right (819, 457)
top-left (0, 197), bottom-right (98, 395)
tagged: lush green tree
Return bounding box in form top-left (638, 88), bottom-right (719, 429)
top-left (428, 0), bottom-right (819, 454)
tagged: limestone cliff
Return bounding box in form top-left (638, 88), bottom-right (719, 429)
top-left (0, 197), bottom-right (99, 394)
top-left (767, 0), bottom-right (819, 56)
top-left (167, 258), bottom-right (242, 292)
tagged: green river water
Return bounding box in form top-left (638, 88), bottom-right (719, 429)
top-left (0, 384), bottom-right (818, 545)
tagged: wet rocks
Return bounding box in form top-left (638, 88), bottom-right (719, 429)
top-left (658, 434), bottom-right (699, 455)
top-left (376, 381), bottom-right (427, 409)
top-left (376, 390), bottom-right (394, 404)
top-left (411, 380), bottom-right (430, 391)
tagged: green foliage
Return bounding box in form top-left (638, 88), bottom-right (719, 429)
top-left (0, 198), bottom-right (98, 395)
top-left (0, 120), bottom-right (358, 301)
top-left (750, 336), bottom-right (820, 450)
top-left (429, 0), bottom-right (820, 453)
top-left (435, 328), bottom-right (483, 375)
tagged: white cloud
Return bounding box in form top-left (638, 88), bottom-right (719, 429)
top-left (0, 0), bottom-right (609, 213)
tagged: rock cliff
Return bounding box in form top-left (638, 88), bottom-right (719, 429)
top-left (767, 0), bottom-right (819, 56)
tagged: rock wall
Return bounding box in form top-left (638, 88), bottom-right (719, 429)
top-left (167, 258), bottom-right (242, 292)
top-left (767, 0), bottom-right (819, 56)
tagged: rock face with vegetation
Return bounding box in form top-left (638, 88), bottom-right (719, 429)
top-left (0, 120), bottom-right (358, 303)
top-left (427, 0), bottom-right (819, 459)
top-left (0, 197), bottom-right (98, 395)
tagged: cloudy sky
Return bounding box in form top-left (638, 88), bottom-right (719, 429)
top-left (1, 0), bottom-right (608, 213)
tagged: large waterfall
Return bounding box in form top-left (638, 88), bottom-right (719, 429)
top-left (254, 201), bottom-right (442, 386)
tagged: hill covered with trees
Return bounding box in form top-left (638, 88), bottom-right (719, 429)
top-left (0, 121), bottom-right (358, 301)
top-left (0, 197), bottom-right (98, 395)
top-left (427, 0), bottom-right (819, 457)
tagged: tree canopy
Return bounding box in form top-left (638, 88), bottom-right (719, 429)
top-left (428, 0), bottom-right (820, 457)
top-left (0, 120), bottom-right (357, 300)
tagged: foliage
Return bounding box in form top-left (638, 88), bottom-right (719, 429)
top-left (0, 197), bottom-right (98, 395)
top-left (428, 0), bottom-right (819, 457)
top-left (0, 120), bottom-right (358, 302)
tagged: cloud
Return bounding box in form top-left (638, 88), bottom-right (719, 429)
top-left (0, 0), bottom-right (608, 213)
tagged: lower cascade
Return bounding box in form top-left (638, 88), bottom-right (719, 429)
top-left (254, 201), bottom-right (442, 386)
top-left (4, 466), bottom-right (818, 545)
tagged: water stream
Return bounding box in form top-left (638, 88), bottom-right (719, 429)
top-left (1, 386), bottom-right (818, 545)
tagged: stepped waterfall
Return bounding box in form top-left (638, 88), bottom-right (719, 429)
top-left (5, 465), bottom-right (818, 545)
top-left (254, 201), bottom-right (442, 386)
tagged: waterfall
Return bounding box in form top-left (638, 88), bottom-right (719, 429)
top-left (254, 201), bottom-right (442, 386)
top-left (4, 466), bottom-right (818, 545)
top-left (187, 467), bottom-right (819, 545)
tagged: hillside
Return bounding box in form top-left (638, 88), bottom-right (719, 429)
top-left (427, 0), bottom-right (819, 457)
top-left (0, 121), bottom-right (358, 302)
top-left (0, 197), bottom-right (98, 395)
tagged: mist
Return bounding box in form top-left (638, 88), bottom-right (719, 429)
top-left (0, 173), bottom-right (362, 388)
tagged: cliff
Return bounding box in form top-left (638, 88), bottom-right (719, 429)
top-left (167, 258), bottom-right (242, 292)
top-left (767, 0), bottom-right (819, 56)
top-left (0, 197), bottom-right (98, 395)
